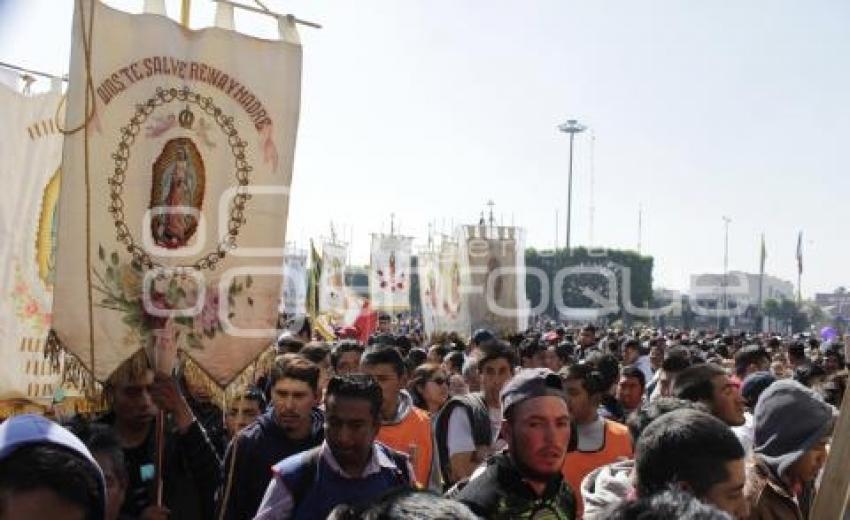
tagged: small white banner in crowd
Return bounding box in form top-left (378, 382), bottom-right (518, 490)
top-left (435, 240), bottom-right (471, 336)
top-left (369, 234), bottom-right (412, 312)
top-left (281, 249), bottom-right (307, 316)
top-left (319, 241), bottom-right (349, 317)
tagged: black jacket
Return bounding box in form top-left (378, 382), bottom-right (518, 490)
top-left (446, 452), bottom-right (576, 519)
top-left (217, 408), bottom-right (325, 520)
top-left (98, 412), bottom-right (222, 520)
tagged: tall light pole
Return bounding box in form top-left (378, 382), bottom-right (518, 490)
top-left (722, 216), bottom-right (731, 330)
top-left (558, 119), bottom-right (587, 252)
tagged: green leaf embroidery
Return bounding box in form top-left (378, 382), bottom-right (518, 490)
top-left (174, 316), bottom-right (193, 327)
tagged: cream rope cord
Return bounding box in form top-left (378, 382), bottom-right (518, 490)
top-left (55, 0), bottom-right (97, 136)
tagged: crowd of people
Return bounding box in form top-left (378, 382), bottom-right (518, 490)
top-left (0, 314), bottom-right (846, 519)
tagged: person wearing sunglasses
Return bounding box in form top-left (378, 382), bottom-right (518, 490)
top-left (409, 363), bottom-right (452, 415)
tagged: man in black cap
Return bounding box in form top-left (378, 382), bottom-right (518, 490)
top-left (447, 368), bottom-right (576, 519)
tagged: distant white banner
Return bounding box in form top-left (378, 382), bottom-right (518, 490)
top-left (281, 250), bottom-right (307, 316)
top-left (462, 225), bottom-right (525, 334)
top-left (319, 242), bottom-right (348, 316)
top-left (417, 251), bottom-right (439, 337)
top-left (369, 235), bottom-right (412, 311)
top-left (436, 240), bottom-right (470, 336)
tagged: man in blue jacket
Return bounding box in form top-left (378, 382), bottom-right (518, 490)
top-left (218, 356), bottom-right (325, 520)
top-left (254, 374), bottom-right (414, 519)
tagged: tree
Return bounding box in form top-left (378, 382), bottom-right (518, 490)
top-left (525, 247), bottom-right (654, 322)
top-left (764, 297), bottom-right (809, 332)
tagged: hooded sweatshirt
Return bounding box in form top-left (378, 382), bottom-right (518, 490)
top-left (0, 414), bottom-right (106, 520)
top-left (749, 379), bottom-right (837, 520)
top-left (581, 458), bottom-right (635, 520)
top-left (753, 379), bottom-right (836, 480)
top-left (376, 389), bottom-right (433, 486)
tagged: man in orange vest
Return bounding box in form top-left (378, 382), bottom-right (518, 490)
top-left (562, 363), bottom-right (633, 517)
top-left (360, 345), bottom-right (433, 487)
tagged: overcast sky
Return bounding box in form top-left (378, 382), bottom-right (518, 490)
top-left (1, 0), bottom-right (847, 296)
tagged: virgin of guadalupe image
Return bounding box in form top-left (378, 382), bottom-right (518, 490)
top-left (442, 261), bottom-right (462, 318)
top-left (150, 138), bottom-right (206, 249)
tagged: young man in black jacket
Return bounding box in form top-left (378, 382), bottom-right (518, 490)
top-left (218, 356), bottom-right (324, 520)
top-left (447, 368), bottom-right (576, 519)
top-left (99, 360), bottom-right (221, 520)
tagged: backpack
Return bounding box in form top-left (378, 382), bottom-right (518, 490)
top-left (433, 392), bottom-right (492, 488)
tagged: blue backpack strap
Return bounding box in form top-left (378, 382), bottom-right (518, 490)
top-left (275, 446), bottom-right (322, 509)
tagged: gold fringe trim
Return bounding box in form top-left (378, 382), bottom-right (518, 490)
top-left (45, 329), bottom-right (281, 418)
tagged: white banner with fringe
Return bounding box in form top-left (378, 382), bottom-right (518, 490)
top-left (0, 84), bottom-right (65, 402)
top-left (52, 0), bottom-right (301, 385)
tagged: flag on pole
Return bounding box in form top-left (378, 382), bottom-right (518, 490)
top-left (759, 234), bottom-right (766, 275)
top-left (796, 231), bottom-right (803, 275)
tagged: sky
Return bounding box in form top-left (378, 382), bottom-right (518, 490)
top-left (1, 0), bottom-right (848, 297)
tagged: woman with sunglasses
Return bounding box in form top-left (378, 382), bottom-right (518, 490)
top-left (409, 363), bottom-right (451, 415)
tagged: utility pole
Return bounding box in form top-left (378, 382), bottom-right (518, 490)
top-left (555, 209), bottom-right (559, 251)
top-left (557, 119), bottom-right (587, 252)
top-left (722, 216), bottom-right (731, 331)
top-left (637, 203), bottom-right (643, 254)
top-left (589, 131), bottom-right (596, 247)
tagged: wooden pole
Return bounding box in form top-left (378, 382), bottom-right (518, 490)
top-left (180, 0), bottom-right (190, 27)
top-left (810, 384), bottom-right (850, 518)
top-left (154, 4), bottom-right (191, 507)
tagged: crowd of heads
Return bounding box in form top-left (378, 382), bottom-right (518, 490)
top-left (0, 317), bottom-right (845, 519)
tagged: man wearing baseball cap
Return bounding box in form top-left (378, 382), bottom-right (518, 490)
top-left (447, 368), bottom-right (576, 519)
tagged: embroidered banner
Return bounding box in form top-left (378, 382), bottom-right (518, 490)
top-left (0, 84), bottom-right (65, 401)
top-left (318, 241), bottom-right (349, 317)
top-left (280, 249), bottom-right (307, 316)
top-left (417, 250), bottom-right (439, 337)
top-left (435, 240), bottom-right (470, 336)
top-left (461, 225), bottom-right (526, 335)
top-left (52, 1), bottom-right (302, 385)
top-left (369, 234), bottom-right (412, 312)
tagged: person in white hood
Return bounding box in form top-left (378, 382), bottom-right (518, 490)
top-left (0, 414), bottom-right (106, 520)
top-left (581, 397), bottom-right (710, 520)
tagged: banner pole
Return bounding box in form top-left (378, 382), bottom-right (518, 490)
top-left (180, 0), bottom-right (190, 27)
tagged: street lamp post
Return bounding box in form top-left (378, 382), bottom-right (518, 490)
top-left (558, 119), bottom-right (587, 252)
top-left (722, 216), bottom-right (731, 331)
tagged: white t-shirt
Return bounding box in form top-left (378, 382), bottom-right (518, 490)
top-left (446, 406), bottom-right (504, 456)
top-left (732, 411), bottom-right (754, 456)
top-left (576, 416), bottom-right (606, 451)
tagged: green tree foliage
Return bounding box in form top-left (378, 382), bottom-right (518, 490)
top-left (525, 247), bottom-right (654, 320)
top-left (764, 297), bottom-right (810, 332)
